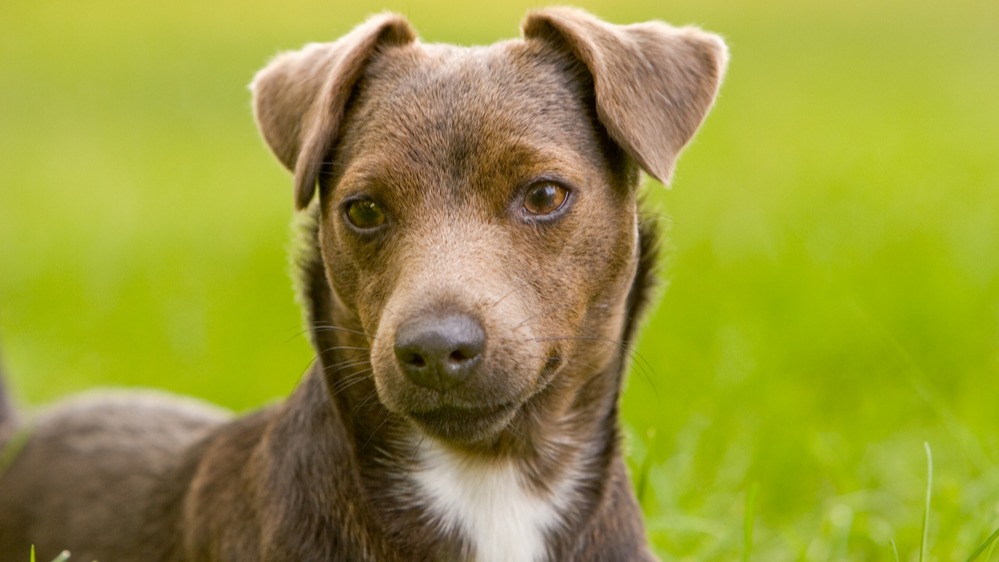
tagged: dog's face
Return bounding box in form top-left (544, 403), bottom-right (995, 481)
top-left (252, 9), bottom-right (727, 448)
top-left (324, 42), bottom-right (639, 444)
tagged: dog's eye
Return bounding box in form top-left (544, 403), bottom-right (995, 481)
top-left (523, 182), bottom-right (569, 216)
top-left (345, 198), bottom-right (386, 229)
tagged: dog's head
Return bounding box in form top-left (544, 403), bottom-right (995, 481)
top-left (252, 9), bottom-right (726, 448)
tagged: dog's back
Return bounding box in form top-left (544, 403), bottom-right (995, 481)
top-left (0, 354), bottom-right (17, 470)
top-left (0, 389), bottom-right (230, 561)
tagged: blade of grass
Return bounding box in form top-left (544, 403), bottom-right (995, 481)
top-left (986, 534), bottom-right (999, 562)
top-left (49, 552), bottom-right (70, 562)
top-left (920, 442), bottom-right (933, 562)
top-left (965, 526), bottom-right (999, 562)
top-left (30, 545), bottom-right (35, 562)
top-left (743, 481), bottom-right (759, 562)
top-left (847, 302), bottom-right (988, 469)
top-left (891, 539), bottom-right (900, 562)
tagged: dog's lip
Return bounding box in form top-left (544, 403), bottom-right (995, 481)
top-left (408, 401), bottom-right (515, 425)
top-left (399, 359), bottom-right (562, 438)
top-left (404, 400), bottom-right (521, 443)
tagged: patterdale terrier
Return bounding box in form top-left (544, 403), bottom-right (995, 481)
top-left (0, 8), bottom-right (726, 561)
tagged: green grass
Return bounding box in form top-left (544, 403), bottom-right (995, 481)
top-left (922, 443), bottom-right (933, 562)
top-left (967, 527), bottom-right (999, 562)
top-left (30, 546), bottom-right (71, 562)
top-left (1, 0), bottom-right (997, 560)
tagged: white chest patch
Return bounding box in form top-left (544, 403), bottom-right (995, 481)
top-left (412, 442), bottom-right (573, 562)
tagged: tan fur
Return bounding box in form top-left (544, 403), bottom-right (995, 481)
top-left (0, 8), bottom-right (726, 561)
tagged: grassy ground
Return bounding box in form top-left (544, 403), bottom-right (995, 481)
top-left (1, 0), bottom-right (997, 559)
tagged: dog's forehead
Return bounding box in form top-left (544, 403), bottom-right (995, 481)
top-left (336, 40), bottom-right (605, 176)
top-left (367, 40), bottom-right (586, 123)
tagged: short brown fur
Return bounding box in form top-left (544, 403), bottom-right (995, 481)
top-left (0, 8), bottom-right (726, 561)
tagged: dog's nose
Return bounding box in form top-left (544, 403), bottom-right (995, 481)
top-left (394, 313), bottom-right (485, 392)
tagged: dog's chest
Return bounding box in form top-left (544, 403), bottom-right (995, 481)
top-left (411, 445), bottom-right (575, 562)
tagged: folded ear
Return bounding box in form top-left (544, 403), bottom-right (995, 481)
top-left (522, 8), bottom-right (728, 185)
top-left (251, 14), bottom-right (417, 209)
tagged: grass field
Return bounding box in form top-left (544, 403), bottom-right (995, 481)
top-left (1, 0), bottom-right (998, 559)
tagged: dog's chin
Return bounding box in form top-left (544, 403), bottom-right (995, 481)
top-left (404, 401), bottom-right (520, 446)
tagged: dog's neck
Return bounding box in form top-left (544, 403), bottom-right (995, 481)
top-left (293, 205), bottom-right (658, 560)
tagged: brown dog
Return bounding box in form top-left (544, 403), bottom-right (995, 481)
top-left (0, 8), bottom-right (726, 561)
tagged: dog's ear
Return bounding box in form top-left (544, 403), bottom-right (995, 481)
top-left (522, 8), bottom-right (728, 185)
top-left (252, 14), bottom-right (417, 209)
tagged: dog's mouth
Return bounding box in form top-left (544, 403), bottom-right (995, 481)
top-left (406, 401), bottom-right (519, 444)
top-left (388, 351), bottom-right (566, 445)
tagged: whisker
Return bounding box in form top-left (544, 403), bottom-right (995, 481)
top-left (488, 285), bottom-right (523, 310)
top-left (519, 334), bottom-right (660, 401)
top-left (282, 326), bottom-right (318, 344)
top-left (330, 370), bottom-right (375, 399)
top-left (311, 323), bottom-right (373, 339)
top-left (503, 419), bottom-right (529, 448)
top-left (359, 415), bottom-right (393, 451)
top-left (512, 311), bottom-right (546, 331)
top-left (349, 387), bottom-right (380, 412)
top-left (296, 355), bottom-right (320, 385)
top-left (319, 345), bottom-right (373, 354)
top-left (406, 435), bottom-right (427, 477)
top-left (324, 359), bottom-right (372, 373)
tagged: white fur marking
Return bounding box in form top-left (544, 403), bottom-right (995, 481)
top-left (413, 442), bottom-right (573, 562)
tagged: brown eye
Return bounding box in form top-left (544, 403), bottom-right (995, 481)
top-left (345, 198), bottom-right (386, 229)
top-left (523, 182), bottom-right (569, 216)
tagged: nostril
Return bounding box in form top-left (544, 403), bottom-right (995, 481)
top-left (403, 351), bottom-right (427, 368)
top-left (448, 347), bottom-right (479, 365)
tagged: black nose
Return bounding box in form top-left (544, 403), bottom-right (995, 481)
top-left (394, 313), bottom-right (486, 392)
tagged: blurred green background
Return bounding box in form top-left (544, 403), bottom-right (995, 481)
top-left (1, 0), bottom-right (997, 559)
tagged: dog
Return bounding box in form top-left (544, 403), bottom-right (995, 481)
top-left (0, 8), bottom-right (726, 561)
